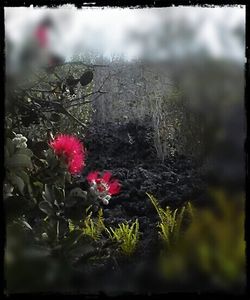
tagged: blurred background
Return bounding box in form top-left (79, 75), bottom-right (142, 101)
top-left (5, 6), bottom-right (246, 186)
top-left (5, 6), bottom-right (245, 64)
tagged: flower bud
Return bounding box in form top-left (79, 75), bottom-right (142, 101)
top-left (102, 198), bottom-right (109, 205)
top-left (104, 194), bottom-right (111, 202)
top-left (13, 134), bottom-right (28, 148)
top-left (90, 185), bottom-right (97, 196)
top-left (17, 142), bottom-right (27, 149)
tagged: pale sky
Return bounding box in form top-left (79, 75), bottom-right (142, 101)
top-left (4, 5), bottom-right (245, 62)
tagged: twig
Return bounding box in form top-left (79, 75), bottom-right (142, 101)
top-left (64, 92), bottom-right (107, 109)
top-left (51, 61), bottom-right (109, 68)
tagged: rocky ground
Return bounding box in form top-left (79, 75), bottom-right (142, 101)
top-left (83, 121), bottom-right (206, 222)
top-left (71, 121), bottom-right (208, 293)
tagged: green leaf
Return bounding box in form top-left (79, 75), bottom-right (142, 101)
top-left (22, 220), bottom-right (33, 230)
top-left (16, 147), bottom-right (33, 157)
top-left (42, 184), bottom-right (53, 203)
top-left (16, 170), bottom-right (34, 197)
top-left (6, 138), bottom-right (15, 156)
top-left (54, 186), bottom-right (65, 203)
top-left (68, 219), bottom-right (76, 232)
top-left (39, 201), bottom-right (54, 216)
top-left (33, 181), bottom-right (44, 189)
top-left (69, 188), bottom-right (87, 199)
top-left (58, 218), bottom-right (69, 239)
top-left (9, 173), bottom-right (25, 194)
top-left (66, 188), bottom-right (87, 207)
top-left (15, 170), bottom-right (30, 185)
top-left (5, 154), bottom-right (32, 169)
top-left (65, 172), bottom-right (72, 183)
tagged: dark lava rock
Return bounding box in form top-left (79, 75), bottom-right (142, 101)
top-left (70, 121), bottom-right (209, 293)
top-left (84, 120), bottom-right (204, 206)
top-left (81, 121), bottom-right (205, 259)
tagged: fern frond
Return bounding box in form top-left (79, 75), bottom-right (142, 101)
top-left (186, 202), bottom-right (194, 219)
top-left (174, 206), bottom-right (186, 241)
top-left (81, 208), bottom-right (105, 241)
top-left (147, 193), bottom-right (187, 246)
top-left (107, 219), bottom-right (140, 256)
top-left (68, 219), bottom-right (75, 232)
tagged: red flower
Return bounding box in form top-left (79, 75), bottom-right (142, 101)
top-left (49, 134), bottom-right (85, 174)
top-left (35, 25), bottom-right (48, 48)
top-left (87, 171), bottom-right (121, 196)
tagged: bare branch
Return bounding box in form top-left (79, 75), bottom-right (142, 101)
top-left (51, 61), bottom-right (109, 68)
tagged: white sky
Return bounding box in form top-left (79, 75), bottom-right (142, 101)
top-left (4, 5), bottom-right (245, 62)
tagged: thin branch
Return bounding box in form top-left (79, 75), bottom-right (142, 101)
top-left (64, 71), bottom-right (112, 107)
top-left (51, 61), bottom-right (109, 68)
top-left (64, 92), bottom-right (107, 109)
top-left (58, 105), bottom-right (87, 128)
top-left (29, 88), bottom-right (60, 94)
top-left (16, 98), bottom-right (57, 130)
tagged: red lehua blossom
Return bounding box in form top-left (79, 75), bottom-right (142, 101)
top-left (87, 171), bottom-right (121, 196)
top-left (49, 134), bottom-right (85, 175)
top-left (86, 171), bottom-right (99, 183)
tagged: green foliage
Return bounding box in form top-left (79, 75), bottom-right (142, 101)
top-left (82, 208), bottom-right (105, 241)
top-left (106, 219), bottom-right (140, 256)
top-left (68, 207), bottom-right (105, 241)
top-left (4, 64), bottom-right (107, 293)
top-left (147, 193), bottom-right (191, 247)
top-left (4, 134), bottom-right (33, 197)
top-left (158, 188), bottom-right (245, 290)
top-left (4, 116), bottom-right (103, 293)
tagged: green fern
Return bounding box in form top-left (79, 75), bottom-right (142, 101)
top-left (106, 219), bottom-right (140, 256)
top-left (159, 189), bottom-right (245, 287)
top-left (147, 193), bottom-right (192, 246)
top-left (68, 219), bottom-right (76, 232)
top-left (68, 207), bottom-right (105, 241)
top-left (82, 208), bottom-right (105, 241)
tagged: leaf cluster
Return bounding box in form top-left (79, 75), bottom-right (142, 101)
top-left (105, 219), bottom-right (140, 256)
top-left (69, 207), bottom-right (105, 241)
top-left (147, 193), bottom-right (193, 247)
